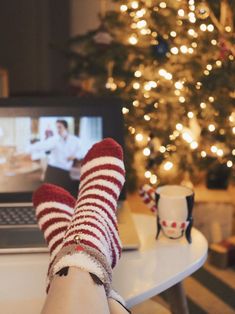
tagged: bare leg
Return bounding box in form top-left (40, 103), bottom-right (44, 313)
top-left (108, 299), bottom-right (130, 314)
top-left (42, 267), bottom-right (110, 314)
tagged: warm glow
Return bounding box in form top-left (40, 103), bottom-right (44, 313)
top-left (176, 123), bottom-right (183, 131)
top-left (137, 20), bottom-right (147, 28)
top-left (178, 9), bottom-right (185, 17)
top-left (200, 102), bottom-right (206, 109)
top-left (144, 114), bottom-right (151, 121)
top-left (120, 4), bottom-right (128, 12)
top-left (180, 45), bottom-right (188, 53)
top-left (164, 161), bottom-right (173, 171)
top-left (133, 100), bottom-right (139, 107)
top-left (159, 146), bottom-right (166, 153)
top-left (217, 149), bottom-right (224, 157)
top-left (143, 147), bottom-right (151, 156)
top-left (159, 2), bottom-right (167, 9)
top-left (122, 107), bottom-right (129, 114)
top-left (170, 31), bottom-right (177, 37)
top-left (208, 124), bottom-right (216, 132)
top-left (175, 81), bottom-right (183, 89)
top-left (129, 35), bottom-right (138, 45)
top-left (133, 82), bottom-right (140, 89)
top-left (145, 170), bottom-right (151, 178)
top-left (150, 174), bottom-right (158, 184)
top-left (179, 96), bottom-right (185, 103)
top-left (171, 47), bottom-right (179, 55)
top-left (131, 1), bottom-right (139, 9)
top-left (207, 24), bottom-right (214, 32)
top-left (227, 160), bottom-right (233, 168)
top-left (187, 112), bottom-right (194, 119)
top-left (134, 70), bottom-right (142, 77)
top-left (211, 145), bottom-right (218, 153)
top-left (200, 24), bottom-right (207, 32)
top-left (201, 151), bottom-right (207, 158)
top-left (190, 141), bottom-right (198, 149)
top-left (182, 132), bottom-right (193, 143)
top-left (135, 133), bottom-right (143, 141)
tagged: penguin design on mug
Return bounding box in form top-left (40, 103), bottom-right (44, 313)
top-left (155, 185), bottom-right (194, 244)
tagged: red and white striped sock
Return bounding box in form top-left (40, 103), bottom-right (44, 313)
top-left (32, 183), bottom-right (75, 289)
top-left (49, 138), bottom-right (125, 295)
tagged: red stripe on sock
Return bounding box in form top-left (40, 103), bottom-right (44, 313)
top-left (41, 217), bottom-right (70, 232)
top-left (46, 226), bottom-right (68, 244)
top-left (80, 164), bottom-right (125, 182)
top-left (37, 207), bottom-right (72, 221)
top-left (75, 204), bottom-right (118, 229)
top-left (80, 184), bottom-right (118, 201)
top-left (77, 194), bottom-right (116, 213)
top-left (80, 174), bottom-right (123, 193)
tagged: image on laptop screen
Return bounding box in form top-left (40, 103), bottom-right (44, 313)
top-left (0, 116), bottom-right (103, 196)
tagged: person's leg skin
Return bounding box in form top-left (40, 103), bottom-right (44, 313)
top-left (42, 267), bottom-right (110, 314)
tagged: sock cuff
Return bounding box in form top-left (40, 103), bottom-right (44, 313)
top-left (49, 243), bottom-right (112, 294)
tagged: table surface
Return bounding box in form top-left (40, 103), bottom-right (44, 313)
top-left (0, 214), bottom-right (208, 313)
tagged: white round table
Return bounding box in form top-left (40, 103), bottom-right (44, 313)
top-left (0, 214), bottom-right (208, 314)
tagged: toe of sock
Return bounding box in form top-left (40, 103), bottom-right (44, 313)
top-left (33, 183), bottom-right (76, 208)
top-left (82, 138), bottom-right (123, 165)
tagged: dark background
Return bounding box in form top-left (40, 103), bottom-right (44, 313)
top-left (0, 0), bottom-right (70, 95)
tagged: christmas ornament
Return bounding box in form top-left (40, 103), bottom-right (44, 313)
top-left (93, 29), bottom-right (113, 45)
top-left (195, 1), bottom-right (210, 20)
top-left (152, 36), bottom-right (169, 58)
top-left (156, 185), bottom-right (194, 243)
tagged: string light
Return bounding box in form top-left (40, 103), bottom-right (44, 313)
top-left (209, 96), bottom-right (214, 102)
top-left (178, 9), bottom-right (185, 17)
top-left (122, 107), bottom-right (129, 114)
top-left (207, 24), bottom-right (214, 32)
top-left (206, 64), bottom-right (212, 70)
top-left (133, 100), bottom-right (139, 107)
top-left (190, 141), bottom-right (198, 149)
top-left (182, 132), bottom-right (193, 143)
top-left (120, 4), bottom-right (128, 12)
top-left (216, 60), bottom-right (222, 67)
top-left (171, 47), bottom-right (179, 54)
top-left (187, 112), bottom-right (194, 118)
top-left (232, 149), bottom-right (235, 156)
top-left (136, 9), bottom-right (146, 17)
top-left (137, 20), bottom-right (147, 28)
top-left (144, 114), bottom-right (151, 121)
top-left (129, 35), bottom-right (138, 45)
top-left (217, 149), bottom-right (224, 157)
top-left (159, 2), bottom-right (167, 9)
top-left (176, 123), bottom-right (183, 131)
top-left (208, 124), bottom-right (216, 132)
top-left (232, 127), bottom-right (235, 134)
top-left (145, 170), bottom-right (151, 178)
top-left (225, 26), bottom-right (232, 32)
top-left (143, 147), bottom-right (151, 156)
top-left (135, 133), bottom-right (143, 141)
top-left (134, 70), bottom-right (142, 77)
top-left (227, 160), bottom-right (233, 168)
top-left (170, 31), bottom-right (177, 37)
top-left (150, 174), bottom-right (158, 184)
top-left (180, 45), bottom-right (188, 53)
top-left (211, 145), bottom-right (218, 153)
top-left (211, 39), bottom-right (217, 45)
top-left (200, 24), bottom-right (207, 32)
top-left (164, 161), bottom-right (173, 171)
top-left (133, 82), bottom-right (140, 89)
top-left (179, 96), bottom-right (186, 103)
top-left (131, 1), bottom-right (139, 9)
top-left (201, 151), bottom-right (207, 158)
top-left (175, 81), bottom-right (183, 89)
top-left (159, 146), bottom-right (166, 153)
top-left (200, 102), bottom-right (206, 109)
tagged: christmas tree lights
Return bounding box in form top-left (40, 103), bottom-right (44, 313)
top-left (67, 0), bottom-right (235, 189)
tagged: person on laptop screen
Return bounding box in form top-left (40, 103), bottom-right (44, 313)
top-left (27, 119), bottom-right (83, 171)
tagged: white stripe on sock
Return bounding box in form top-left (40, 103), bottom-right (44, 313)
top-left (81, 156), bottom-right (124, 176)
top-left (79, 179), bottom-right (120, 198)
top-left (36, 201), bottom-right (73, 217)
top-left (77, 188), bottom-right (117, 209)
top-left (38, 212), bottom-right (71, 230)
top-left (79, 169), bottom-right (125, 191)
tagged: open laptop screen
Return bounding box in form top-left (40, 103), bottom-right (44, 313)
top-left (0, 97), bottom-right (124, 201)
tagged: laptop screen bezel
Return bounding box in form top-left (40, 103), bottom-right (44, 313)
top-left (0, 96), bottom-right (125, 202)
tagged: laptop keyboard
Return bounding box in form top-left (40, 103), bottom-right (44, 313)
top-left (0, 206), bottom-right (37, 225)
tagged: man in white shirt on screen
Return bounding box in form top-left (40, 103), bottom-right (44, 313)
top-left (28, 119), bottom-right (83, 171)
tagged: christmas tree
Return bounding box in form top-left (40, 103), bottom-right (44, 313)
top-left (67, 0), bottom-right (235, 190)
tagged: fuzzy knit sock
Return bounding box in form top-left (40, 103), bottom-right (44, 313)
top-left (32, 183), bottom-right (75, 291)
top-left (33, 182), bottom-right (127, 309)
top-left (48, 138), bottom-right (125, 296)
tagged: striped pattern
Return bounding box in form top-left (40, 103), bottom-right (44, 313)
top-left (32, 183), bottom-right (75, 284)
top-left (139, 184), bottom-right (157, 212)
top-left (50, 138), bottom-right (125, 295)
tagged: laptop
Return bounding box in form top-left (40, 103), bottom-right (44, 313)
top-left (0, 96), bottom-right (140, 253)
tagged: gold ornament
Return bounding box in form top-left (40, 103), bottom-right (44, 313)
top-left (195, 1), bottom-right (210, 19)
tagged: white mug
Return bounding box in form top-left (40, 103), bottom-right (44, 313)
top-left (155, 185), bottom-right (194, 243)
